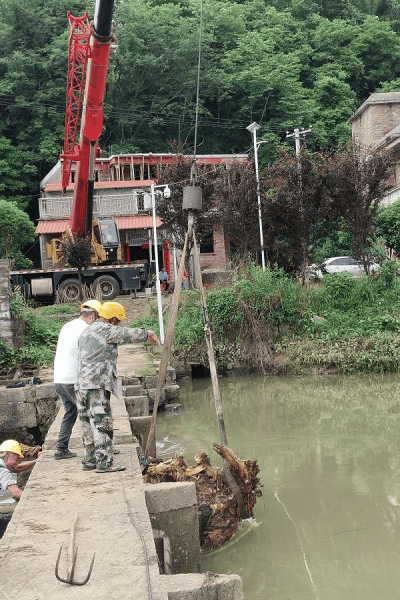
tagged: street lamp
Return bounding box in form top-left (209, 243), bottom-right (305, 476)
top-left (246, 121), bottom-right (266, 271)
top-left (150, 184), bottom-right (170, 345)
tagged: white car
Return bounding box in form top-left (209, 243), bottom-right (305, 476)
top-left (311, 256), bottom-right (378, 279)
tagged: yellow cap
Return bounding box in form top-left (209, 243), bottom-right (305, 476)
top-left (0, 440), bottom-right (23, 457)
top-left (98, 302), bottom-right (126, 321)
top-left (81, 300), bottom-right (102, 313)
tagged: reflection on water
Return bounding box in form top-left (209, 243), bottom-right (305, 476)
top-left (156, 372), bottom-right (400, 599)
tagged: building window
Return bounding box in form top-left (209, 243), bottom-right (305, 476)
top-left (126, 229), bottom-right (148, 245)
top-left (200, 233), bottom-right (214, 254)
top-left (137, 193), bottom-right (144, 211)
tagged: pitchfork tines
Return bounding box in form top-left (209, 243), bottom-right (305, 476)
top-left (55, 512), bottom-right (95, 586)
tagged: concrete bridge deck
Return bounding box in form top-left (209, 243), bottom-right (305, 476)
top-left (0, 345), bottom-right (243, 600)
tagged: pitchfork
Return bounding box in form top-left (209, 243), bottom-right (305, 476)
top-left (55, 512), bottom-right (95, 586)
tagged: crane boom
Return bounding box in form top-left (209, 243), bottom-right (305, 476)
top-left (60, 0), bottom-right (115, 238)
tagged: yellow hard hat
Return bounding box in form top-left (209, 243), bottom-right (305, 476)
top-left (0, 440), bottom-right (23, 457)
top-left (98, 302), bottom-right (126, 321)
top-left (81, 299), bottom-right (102, 313)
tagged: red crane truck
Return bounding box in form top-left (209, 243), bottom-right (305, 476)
top-left (10, 0), bottom-right (153, 301)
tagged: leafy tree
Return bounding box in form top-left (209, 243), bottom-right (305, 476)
top-left (156, 150), bottom-right (219, 256)
top-left (375, 197), bottom-right (400, 253)
top-left (0, 135), bottom-right (36, 208)
top-left (317, 144), bottom-right (396, 270)
top-left (264, 148), bottom-right (323, 277)
top-left (309, 220), bottom-right (353, 264)
top-left (0, 199), bottom-right (36, 267)
top-left (211, 160), bottom-right (261, 259)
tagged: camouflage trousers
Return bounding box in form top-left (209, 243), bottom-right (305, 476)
top-left (76, 389), bottom-right (114, 471)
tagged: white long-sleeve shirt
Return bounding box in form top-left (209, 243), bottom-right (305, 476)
top-left (53, 318), bottom-right (89, 384)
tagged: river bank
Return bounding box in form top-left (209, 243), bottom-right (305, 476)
top-left (6, 260), bottom-right (400, 380)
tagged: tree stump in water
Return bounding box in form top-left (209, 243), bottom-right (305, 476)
top-left (144, 444), bottom-right (262, 549)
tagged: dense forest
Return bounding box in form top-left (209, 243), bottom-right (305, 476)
top-left (2, 0), bottom-right (400, 213)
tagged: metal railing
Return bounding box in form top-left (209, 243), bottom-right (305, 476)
top-left (38, 193), bottom-right (152, 219)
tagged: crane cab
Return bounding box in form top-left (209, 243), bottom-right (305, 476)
top-left (92, 218), bottom-right (121, 263)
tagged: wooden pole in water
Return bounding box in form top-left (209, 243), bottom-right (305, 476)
top-left (192, 229), bottom-right (248, 518)
top-left (144, 213), bottom-right (248, 517)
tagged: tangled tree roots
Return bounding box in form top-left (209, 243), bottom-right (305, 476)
top-left (144, 445), bottom-right (261, 549)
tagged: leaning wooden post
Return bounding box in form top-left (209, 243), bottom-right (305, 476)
top-left (144, 226), bottom-right (191, 460)
top-left (192, 229), bottom-right (248, 518)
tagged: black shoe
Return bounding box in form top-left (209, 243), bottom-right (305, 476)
top-left (54, 450), bottom-right (77, 460)
top-left (82, 462), bottom-right (96, 471)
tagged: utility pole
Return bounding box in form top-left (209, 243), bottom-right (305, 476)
top-left (286, 127), bottom-right (312, 156)
top-left (286, 127), bottom-right (312, 283)
top-left (246, 121), bottom-right (266, 271)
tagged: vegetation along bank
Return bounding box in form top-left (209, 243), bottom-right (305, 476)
top-left (131, 260), bottom-right (400, 377)
top-left (3, 259), bottom-right (400, 378)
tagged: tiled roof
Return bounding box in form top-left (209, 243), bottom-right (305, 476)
top-left (116, 216), bottom-right (162, 229)
top-left (36, 220), bottom-right (69, 234)
top-left (44, 180), bottom-right (155, 192)
top-left (36, 216), bottom-right (163, 234)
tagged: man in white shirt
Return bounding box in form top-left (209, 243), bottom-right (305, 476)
top-left (53, 300), bottom-right (101, 460)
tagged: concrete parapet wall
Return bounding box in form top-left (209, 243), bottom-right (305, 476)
top-left (145, 482), bottom-right (201, 575)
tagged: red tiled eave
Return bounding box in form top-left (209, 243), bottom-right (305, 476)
top-left (36, 216), bottom-right (162, 234)
top-left (36, 220), bottom-right (70, 234)
top-left (116, 216), bottom-right (162, 229)
top-left (44, 180), bottom-right (155, 192)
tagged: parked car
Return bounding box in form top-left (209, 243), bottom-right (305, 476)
top-left (308, 256), bottom-right (379, 279)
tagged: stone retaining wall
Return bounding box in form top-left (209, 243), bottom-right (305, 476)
top-left (0, 382), bottom-right (58, 443)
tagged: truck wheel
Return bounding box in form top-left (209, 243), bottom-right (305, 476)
top-left (58, 278), bottom-right (82, 301)
top-left (94, 275), bottom-right (119, 300)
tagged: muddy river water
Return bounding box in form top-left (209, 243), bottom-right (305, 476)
top-left (156, 372), bottom-right (400, 599)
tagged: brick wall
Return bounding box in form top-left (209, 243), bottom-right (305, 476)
top-left (200, 226), bottom-right (230, 270)
top-left (350, 95), bottom-right (400, 149)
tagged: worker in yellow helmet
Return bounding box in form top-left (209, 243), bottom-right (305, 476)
top-left (76, 302), bottom-right (160, 473)
top-left (0, 440), bottom-right (37, 537)
top-left (53, 300), bottom-right (102, 461)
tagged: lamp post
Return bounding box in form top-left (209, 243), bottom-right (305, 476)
top-left (150, 184), bottom-right (170, 345)
top-left (246, 121), bottom-right (266, 271)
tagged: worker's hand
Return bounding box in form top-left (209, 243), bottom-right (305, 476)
top-left (7, 485), bottom-right (22, 500)
top-left (12, 460), bottom-right (37, 473)
top-left (147, 330), bottom-right (161, 346)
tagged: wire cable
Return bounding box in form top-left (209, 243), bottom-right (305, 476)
top-left (193, 0), bottom-right (203, 160)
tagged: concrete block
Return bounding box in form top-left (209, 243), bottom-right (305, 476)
top-left (148, 388), bottom-right (166, 412)
top-left (145, 482), bottom-right (197, 513)
top-left (144, 375), bottom-right (158, 389)
top-left (129, 416), bottom-right (154, 456)
top-left (124, 395), bottom-right (149, 417)
top-left (166, 367), bottom-right (176, 384)
top-left (123, 384), bottom-right (144, 397)
top-left (121, 376), bottom-right (141, 386)
top-left (34, 383), bottom-right (57, 399)
top-left (164, 385), bottom-right (180, 402)
top-left (35, 398), bottom-right (58, 423)
top-left (0, 399), bottom-right (37, 430)
top-left (0, 386), bottom-right (33, 403)
top-left (146, 482), bottom-right (201, 574)
top-left (159, 573), bottom-right (243, 600)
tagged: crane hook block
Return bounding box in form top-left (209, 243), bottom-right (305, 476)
top-left (182, 186), bottom-right (202, 211)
